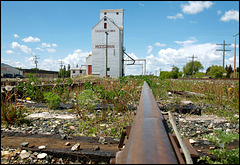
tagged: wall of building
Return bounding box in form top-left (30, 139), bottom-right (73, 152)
top-left (1, 63), bottom-right (22, 77)
top-left (23, 72), bottom-right (58, 78)
top-left (91, 9), bottom-right (124, 78)
top-left (70, 68), bottom-right (86, 78)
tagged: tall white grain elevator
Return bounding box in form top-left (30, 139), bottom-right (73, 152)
top-left (89, 9), bottom-right (124, 78)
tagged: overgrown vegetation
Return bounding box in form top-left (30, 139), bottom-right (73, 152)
top-left (1, 75), bottom-right (239, 163)
top-left (198, 129), bottom-right (239, 164)
top-left (44, 92), bottom-right (61, 109)
top-left (1, 83), bottom-right (30, 125)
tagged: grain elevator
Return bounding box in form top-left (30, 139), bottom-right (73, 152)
top-left (87, 9), bottom-right (124, 78)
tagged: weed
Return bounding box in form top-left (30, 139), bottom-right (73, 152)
top-left (198, 129), bottom-right (239, 164)
top-left (43, 92), bottom-right (61, 109)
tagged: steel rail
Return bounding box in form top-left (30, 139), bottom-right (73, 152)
top-left (114, 81), bottom-right (178, 164)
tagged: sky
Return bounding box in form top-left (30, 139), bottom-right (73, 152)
top-left (1, 1), bottom-right (239, 76)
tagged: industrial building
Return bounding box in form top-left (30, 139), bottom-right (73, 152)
top-left (87, 9), bottom-right (124, 78)
top-left (1, 63), bottom-right (23, 78)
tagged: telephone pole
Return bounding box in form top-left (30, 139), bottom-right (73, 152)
top-left (189, 55), bottom-right (198, 78)
top-left (33, 55), bottom-right (40, 78)
top-left (233, 33), bottom-right (239, 78)
top-left (59, 60), bottom-right (63, 78)
top-left (216, 40), bottom-right (231, 78)
top-left (105, 32), bottom-right (109, 78)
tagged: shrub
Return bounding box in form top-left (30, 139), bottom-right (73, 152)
top-left (1, 89), bottom-right (29, 125)
top-left (43, 92), bottom-right (61, 109)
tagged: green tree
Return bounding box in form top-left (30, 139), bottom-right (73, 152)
top-left (207, 65), bottom-right (226, 78)
top-left (63, 65), bottom-right (66, 78)
top-left (194, 72), bottom-right (205, 78)
top-left (66, 64), bottom-right (70, 77)
top-left (183, 61), bottom-right (204, 77)
top-left (225, 64), bottom-right (233, 78)
top-left (159, 71), bottom-right (171, 79)
top-left (178, 71), bottom-right (183, 78)
top-left (170, 66), bottom-right (180, 79)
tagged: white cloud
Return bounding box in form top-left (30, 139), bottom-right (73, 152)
top-left (167, 13), bottom-right (184, 19)
top-left (140, 41), bottom-right (233, 75)
top-left (139, 3), bottom-right (144, 7)
top-left (22, 36), bottom-right (40, 42)
top-left (155, 42), bottom-right (166, 47)
top-left (230, 44), bottom-right (239, 49)
top-left (11, 42), bottom-right (35, 55)
top-left (52, 43), bottom-right (58, 47)
top-left (14, 34), bottom-right (20, 38)
top-left (147, 46), bottom-right (153, 54)
top-left (61, 49), bottom-right (90, 68)
top-left (181, 1), bottom-right (214, 14)
top-left (217, 10), bottom-right (222, 15)
top-left (36, 47), bottom-right (45, 51)
top-left (47, 48), bottom-right (56, 53)
top-left (40, 58), bottom-right (59, 71)
top-left (220, 10), bottom-right (239, 22)
top-left (41, 43), bottom-right (51, 48)
top-left (2, 58), bottom-right (26, 68)
top-left (5, 50), bottom-right (15, 54)
top-left (25, 56), bottom-right (34, 62)
top-left (124, 52), bottom-right (145, 75)
top-left (174, 37), bottom-right (198, 45)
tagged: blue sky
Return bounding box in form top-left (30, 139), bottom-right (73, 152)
top-left (1, 1), bottom-right (239, 75)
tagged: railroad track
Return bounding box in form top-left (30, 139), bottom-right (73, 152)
top-left (169, 78), bottom-right (239, 81)
top-left (2, 81), bottom-right (200, 164)
top-left (110, 82), bottom-right (199, 164)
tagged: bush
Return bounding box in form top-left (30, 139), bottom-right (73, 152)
top-left (44, 92), bottom-right (61, 109)
top-left (1, 90), bottom-right (29, 125)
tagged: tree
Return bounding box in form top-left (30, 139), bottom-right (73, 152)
top-left (194, 72), bottom-right (205, 78)
top-left (63, 65), bottom-right (66, 78)
top-left (170, 66), bottom-right (179, 79)
top-left (207, 65), bottom-right (226, 78)
top-left (183, 61), bottom-right (204, 77)
top-left (225, 64), bottom-right (233, 78)
top-left (159, 71), bottom-right (171, 79)
top-left (66, 64), bottom-right (70, 78)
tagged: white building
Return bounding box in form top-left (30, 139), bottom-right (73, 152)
top-left (70, 67), bottom-right (86, 78)
top-left (90, 9), bottom-right (124, 78)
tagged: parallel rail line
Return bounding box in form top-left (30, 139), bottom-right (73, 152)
top-left (110, 82), bottom-right (198, 164)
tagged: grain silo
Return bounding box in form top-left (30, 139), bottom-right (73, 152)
top-left (90, 9), bottom-right (124, 78)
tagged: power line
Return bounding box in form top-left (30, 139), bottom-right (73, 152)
top-left (33, 55), bottom-right (40, 77)
top-left (216, 40), bottom-right (231, 78)
top-left (59, 60), bottom-right (63, 78)
top-left (233, 33), bottom-right (239, 78)
top-left (188, 55), bottom-right (198, 78)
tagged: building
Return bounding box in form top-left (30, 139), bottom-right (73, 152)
top-left (70, 67), bottom-right (86, 78)
top-left (20, 69), bottom-right (59, 78)
top-left (85, 54), bottom-right (92, 75)
top-left (1, 63), bottom-right (23, 78)
top-left (90, 9), bottom-right (124, 78)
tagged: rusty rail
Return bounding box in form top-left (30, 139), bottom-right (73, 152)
top-left (112, 81), bottom-right (179, 164)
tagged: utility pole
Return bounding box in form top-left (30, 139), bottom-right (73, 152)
top-left (59, 61), bottom-right (63, 78)
top-left (33, 55), bottom-right (40, 78)
top-left (233, 33), bottom-right (239, 78)
top-left (105, 32), bottom-right (109, 78)
top-left (189, 55), bottom-right (197, 78)
top-left (216, 40), bottom-right (231, 78)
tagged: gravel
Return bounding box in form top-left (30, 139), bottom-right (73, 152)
top-left (1, 103), bottom-right (239, 164)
